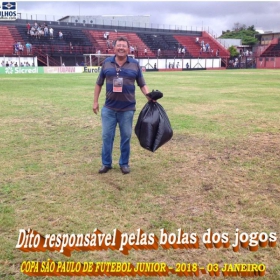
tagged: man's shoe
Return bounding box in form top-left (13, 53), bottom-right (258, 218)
top-left (120, 166), bottom-right (130, 174)
top-left (98, 166), bottom-right (112, 174)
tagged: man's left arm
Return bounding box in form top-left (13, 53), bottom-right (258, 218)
top-left (140, 85), bottom-right (151, 101)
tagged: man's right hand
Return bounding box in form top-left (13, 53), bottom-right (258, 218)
top-left (93, 103), bottom-right (99, 114)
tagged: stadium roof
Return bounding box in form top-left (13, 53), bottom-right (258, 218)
top-left (58, 15), bottom-right (150, 21)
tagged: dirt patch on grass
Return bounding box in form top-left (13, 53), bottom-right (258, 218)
top-left (157, 132), bottom-right (280, 230)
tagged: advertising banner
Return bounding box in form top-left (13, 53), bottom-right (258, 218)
top-left (83, 66), bottom-right (102, 73)
top-left (0, 67), bottom-right (43, 74)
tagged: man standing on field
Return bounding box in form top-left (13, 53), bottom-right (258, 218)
top-left (93, 36), bottom-right (150, 174)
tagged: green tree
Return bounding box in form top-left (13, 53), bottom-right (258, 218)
top-left (220, 24), bottom-right (259, 45)
top-left (228, 46), bottom-right (239, 57)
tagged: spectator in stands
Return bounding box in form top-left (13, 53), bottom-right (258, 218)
top-left (216, 49), bottom-right (220, 57)
top-left (181, 46), bottom-right (186, 57)
top-left (134, 46), bottom-right (138, 57)
top-left (44, 25), bottom-right (49, 37)
top-left (104, 32), bottom-right (109, 40)
top-left (178, 47), bottom-right (181, 57)
top-left (33, 28), bottom-right (39, 39)
top-left (27, 22), bottom-right (31, 34)
top-left (18, 42), bottom-right (24, 54)
top-left (202, 44), bottom-right (206, 52)
top-left (49, 27), bottom-right (54, 39)
top-left (38, 25), bottom-right (44, 38)
top-left (34, 22), bottom-right (38, 29)
top-left (106, 39), bottom-right (110, 49)
top-left (25, 42), bottom-right (31, 54)
top-left (195, 37), bottom-right (199, 44)
top-left (58, 31), bottom-right (63, 40)
top-left (30, 27), bottom-right (35, 37)
top-left (144, 48), bottom-right (147, 56)
top-left (62, 62), bottom-right (65, 67)
top-left (76, 62), bottom-right (79, 66)
top-left (38, 28), bottom-right (43, 39)
top-left (69, 42), bottom-right (73, 53)
top-left (130, 45), bottom-right (135, 54)
top-left (13, 42), bottom-right (18, 55)
top-left (157, 48), bottom-right (161, 57)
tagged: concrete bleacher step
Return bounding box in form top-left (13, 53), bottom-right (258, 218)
top-left (0, 25), bottom-right (18, 54)
top-left (174, 34), bottom-right (229, 58)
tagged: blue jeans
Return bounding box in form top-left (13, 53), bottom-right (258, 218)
top-left (101, 106), bottom-right (134, 167)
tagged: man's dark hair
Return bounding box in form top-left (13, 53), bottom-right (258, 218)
top-left (113, 36), bottom-right (130, 48)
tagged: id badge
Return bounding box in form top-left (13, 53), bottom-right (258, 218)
top-left (113, 77), bottom-right (123, 92)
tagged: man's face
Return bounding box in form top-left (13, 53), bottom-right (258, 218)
top-left (114, 40), bottom-right (129, 58)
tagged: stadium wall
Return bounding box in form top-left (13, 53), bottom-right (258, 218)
top-left (0, 62), bottom-right (222, 74)
top-left (138, 58), bottom-right (221, 69)
top-left (1, 57), bottom-right (221, 72)
top-left (0, 66), bottom-right (89, 74)
top-left (256, 57), bottom-right (280, 68)
top-left (1, 56), bottom-right (38, 67)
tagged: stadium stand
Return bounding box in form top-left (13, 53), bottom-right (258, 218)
top-left (136, 33), bottom-right (189, 58)
top-left (13, 24), bottom-right (95, 65)
top-left (174, 31), bottom-right (229, 58)
top-left (0, 19), bottom-right (232, 66)
top-left (85, 30), bottom-right (155, 57)
top-left (259, 38), bottom-right (280, 57)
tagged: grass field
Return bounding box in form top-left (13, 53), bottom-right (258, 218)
top-left (0, 69), bottom-right (280, 279)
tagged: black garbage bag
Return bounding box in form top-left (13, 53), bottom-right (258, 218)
top-left (135, 101), bottom-right (173, 152)
top-left (146, 89), bottom-right (163, 101)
